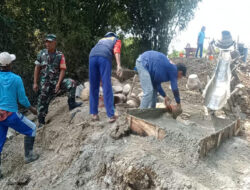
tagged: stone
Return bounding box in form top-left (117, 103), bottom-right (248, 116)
top-left (111, 77), bottom-right (121, 86)
top-left (138, 92), bottom-right (144, 101)
top-left (84, 81), bottom-right (89, 89)
top-left (81, 88), bottom-right (89, 101)
top-left (127, 100), bottom-right (137, 107)
top-left (238, 90), bottom-right (243, 95)
top-left (127, 96), bottom-right (140, 108)
top-left (114, 94), bottom-right (127, 104)
top-left (138, 92), bottom-right (144, 98)
top-left (122, 84), bottom-right (131, 96)
top-left (131, 93), bottom-right (136, 97)
top-left (186, 74), bottom-right (202, 90)
top-left (7, 128), bottom-right (16, 139)
top-left (113, 85), bottom-right (123, 94)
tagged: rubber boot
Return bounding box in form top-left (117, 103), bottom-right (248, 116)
top-left (24, 136), bottom-right (39, 164)
top-left (68, 97), bottom-right (82, 110)
top-left (0, 153), bottom-right (3, 179)
top-left (38, 115), bottom-right (45, 128)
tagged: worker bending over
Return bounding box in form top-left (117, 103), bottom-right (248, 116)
top-left (136, 50), bottom-right (186, 112)
top-left (89, 32), bottom-right (122, 123)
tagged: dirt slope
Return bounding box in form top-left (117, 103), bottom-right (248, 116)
top-left (0, 58), bottom-right (250, 190)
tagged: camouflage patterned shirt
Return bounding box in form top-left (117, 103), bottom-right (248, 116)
top-left (35, 49), bottom-right (67, 84)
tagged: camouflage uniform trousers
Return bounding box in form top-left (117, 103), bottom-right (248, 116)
top-left (37, 78), bottom-right (76, 118)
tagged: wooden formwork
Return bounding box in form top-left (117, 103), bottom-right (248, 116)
top-left (127, 108), bottom-right (240, 158)
top-left (198, 119), bottom-right (240, 157)
top-left (127, 108), bottom-right (167, 139)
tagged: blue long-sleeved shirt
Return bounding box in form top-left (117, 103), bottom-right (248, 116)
top-left (0, 71), bottom-right (30, 112)
top-left (138, 50), bottom-right (180, 103)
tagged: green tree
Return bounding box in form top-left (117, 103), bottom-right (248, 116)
top-left (118, 0), bottom-right (201, 53)
top-left (0, 0), bottom-right (201, 103)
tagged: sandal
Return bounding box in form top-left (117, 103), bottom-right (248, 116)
top-left (91, 114), bottom-right (99, 121)
top-left (109, 115), bottom-right (117, 123)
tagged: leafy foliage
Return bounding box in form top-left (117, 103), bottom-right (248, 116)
top-left (0, 0), bottom-right (201, 103)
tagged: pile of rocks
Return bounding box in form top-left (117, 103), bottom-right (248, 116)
top-left (79, 77), bottom-right (142, 108)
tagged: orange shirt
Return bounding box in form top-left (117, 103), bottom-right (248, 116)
top-left (113, 40), bottom-right (121, 54)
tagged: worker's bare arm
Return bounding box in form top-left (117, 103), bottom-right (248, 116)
top-left (115, 53), bottom-right (123, 77)
top-left (33, 65), bottom-right (41, 92)
top-left (55, 69), bottom-right (65, 93)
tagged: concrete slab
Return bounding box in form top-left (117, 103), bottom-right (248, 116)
top-left (127, 106), bottom-right (240, 157)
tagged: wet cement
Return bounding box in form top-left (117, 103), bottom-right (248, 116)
top-left (129, 107), bottom-right (235, 140)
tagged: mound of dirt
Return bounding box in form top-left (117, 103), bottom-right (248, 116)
top-left (0, 58), bottom-right (250, 190)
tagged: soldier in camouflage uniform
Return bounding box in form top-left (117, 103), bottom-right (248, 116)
top-left (33, 34), bottom-right (82, 127)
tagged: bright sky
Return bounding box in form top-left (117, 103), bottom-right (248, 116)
top-left (170, 0), bottom-right (250, 52)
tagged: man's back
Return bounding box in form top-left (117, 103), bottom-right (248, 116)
top-left (0, 72), bottom-right (30, 112)
top-left (89, 36), bottom-right (118, 62)
top-left (139, 50), bottom-right (177, 84)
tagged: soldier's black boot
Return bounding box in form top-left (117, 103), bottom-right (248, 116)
top-left (24, 136), bottom-right (39, 164)
top-left (38, 115), bottom-right (45, 128)
top-left (0, 153), bottom-right (3, 179)
top-left (68, 97), bottom-right (82, 110)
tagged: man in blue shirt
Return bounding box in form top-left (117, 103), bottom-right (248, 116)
top-left (136, 50), bottom-right (186, 111)
top-left (195, 26), bottom-right (206, 58)
top-left (0, 52), bottom-right (39, 179)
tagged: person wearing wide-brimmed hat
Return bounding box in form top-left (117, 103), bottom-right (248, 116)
top-left (0, 52), bottom-right (39, 179)
top-left (33, 34), bottom-right (82, 128)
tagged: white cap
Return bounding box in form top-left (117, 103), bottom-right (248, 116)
top-left (0, 52), bottom-right (16, 66)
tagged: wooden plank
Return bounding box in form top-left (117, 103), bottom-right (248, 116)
top-left (199, 121), bottom-right (237, 158)
top-left (128, 115), bottom-right (166, 139)
top-left (217, 132), bottom-right (222, 148)
top-left (234, 119), bottom-right (241, 136)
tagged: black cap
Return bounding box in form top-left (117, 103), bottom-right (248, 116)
top-left (176, 63), bottom-right (187, 76)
